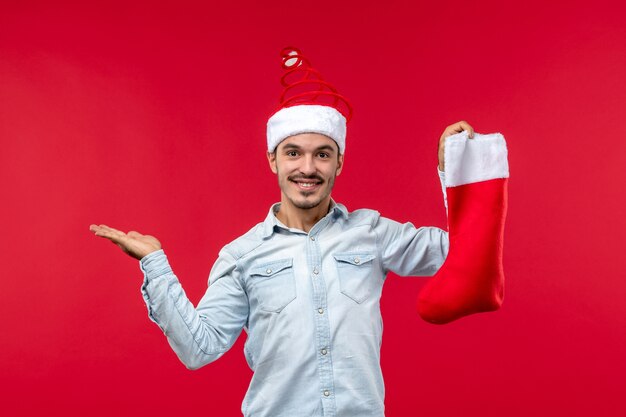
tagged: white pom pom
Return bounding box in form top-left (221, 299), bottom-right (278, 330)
top-left (284, 50), bottom-right (301, 68)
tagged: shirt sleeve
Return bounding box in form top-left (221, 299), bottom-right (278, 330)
top-left (140, 248), bottom-right (249, 370)
top-left (370, 168), bottom-right (450, 277)
top-left (372, 169), bottom-right (449, 278)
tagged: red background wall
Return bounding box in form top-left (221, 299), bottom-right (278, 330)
top-left (1, 1), bottom-right (625, 416)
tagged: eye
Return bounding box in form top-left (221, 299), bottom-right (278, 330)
top-left (318, 152), bottom-right (330, 159)
top-left (286, 150), bottom-right (298, 157)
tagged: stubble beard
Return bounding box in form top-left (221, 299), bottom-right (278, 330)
top-left (279, 171), bottom-right (336, 210)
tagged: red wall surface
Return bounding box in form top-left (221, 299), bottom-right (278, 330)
top-left (1, 1), bottom-right (625, 416)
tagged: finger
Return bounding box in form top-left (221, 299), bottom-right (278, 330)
top-left (97, 224), bottom-right (124, 234)
top-left (98, 225), bottom-right (129, 239)
top-left (443, 123), bottom-right (465, 138)
top-left (127, 231), bottom-right (142, 238)
top-left (89, 224), bottom-right (108, 235)
top-left (457, 120), bottom-right (474, 138)
top-left (93, 225), bottom-right (128, 244)
top-left (89, 224), bottom-right (117, 232)
top-left (90, 224), bottom-right (116, 233)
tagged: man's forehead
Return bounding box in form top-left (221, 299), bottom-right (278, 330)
top-left (279, 133), bottom-right (339, 152)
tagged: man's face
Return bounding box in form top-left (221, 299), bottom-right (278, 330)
top-left (267, 133), bottom-right (344, 211)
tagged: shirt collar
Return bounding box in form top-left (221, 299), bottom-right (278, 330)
top-left (260, 199), bottom-right (349, 239)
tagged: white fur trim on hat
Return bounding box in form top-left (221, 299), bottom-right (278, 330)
top-left (444, 131), bottom-right (509, 187)
top-left (267, 104), bottom-right (347, 153)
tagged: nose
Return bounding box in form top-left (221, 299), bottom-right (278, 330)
top-left (299, 154), bottom-right (316, 176)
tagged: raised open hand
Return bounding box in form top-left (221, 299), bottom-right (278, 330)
top-left (89, 224), bottom-right (162, 260)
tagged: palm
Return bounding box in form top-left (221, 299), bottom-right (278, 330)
top-left (90, 224), bottom-right (162, 260)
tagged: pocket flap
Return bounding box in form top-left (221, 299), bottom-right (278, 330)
top-left (333, 252), bottom-right (375, 266)
top-left (250, 258), bottom-right (293, 277)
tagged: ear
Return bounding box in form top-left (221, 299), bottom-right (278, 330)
top-left (267, 151), bottom-right (278, 174)
top-left (336, 153), bottom-right (344, 176)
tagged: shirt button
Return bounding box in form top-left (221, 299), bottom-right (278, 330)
top-left (266, 268), bottom-right (272, 274)
top-left (354, 257), bottom-right (360, 264)
top-left (323, 390), bottom-right (330, 397)
top-left (318, 308), bottom-right (324, 314)
top-left (310, 236), bottom-right (315, 241)
top-left (321, 348), bottom-right (328, 355)
top-left (313, 267), bottom-right (319, 275)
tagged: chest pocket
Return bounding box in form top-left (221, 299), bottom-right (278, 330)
top-left (333, 252), bottom-right (376, 303)
top-left (248, 258), bottom-right (296, 313)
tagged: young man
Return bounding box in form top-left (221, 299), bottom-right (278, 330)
top-left (90, 48), bottom-right (500, 417)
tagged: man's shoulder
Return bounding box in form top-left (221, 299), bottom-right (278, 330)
top-left (343, 206), bottom-right (382, 228)
top-left (220, 222), bottom-right (267, 260)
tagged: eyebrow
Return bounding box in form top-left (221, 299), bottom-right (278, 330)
top-left (281, 143), bottom-right (302, 151)
top-left (281, 143), bottom-right (336, 153)
top-left (316, 145), bottom-right (336, 153)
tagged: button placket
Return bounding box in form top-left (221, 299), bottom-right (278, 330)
top-left (306, 222), bottom-right (336, 414)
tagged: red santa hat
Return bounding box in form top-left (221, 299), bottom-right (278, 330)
top-left (266, 47), bottom-right (352, 153)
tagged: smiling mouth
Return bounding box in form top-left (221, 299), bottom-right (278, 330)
top-left (290, 177), bottom-right (323, 191)
top-left (296, 181), bottom-right (319, 188)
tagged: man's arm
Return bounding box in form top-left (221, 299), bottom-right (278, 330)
top-left (374, 218), bottom-right (450, 278)
top-left (366, 121), bottom-right (474, 276)
top-left (372, 121), bottom-right (476, 277)
top-left (90, 225), bottom-right (248, 369)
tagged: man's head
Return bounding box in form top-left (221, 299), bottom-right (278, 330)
top-left (265, 48), bottom-right (351, 214)
top-left (267, 133), bottom-right (343, 211)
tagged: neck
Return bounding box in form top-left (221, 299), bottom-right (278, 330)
top-left (275, 197), bottom-right (332, 233)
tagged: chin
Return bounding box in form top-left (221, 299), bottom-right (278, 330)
top-left (293, 198), bottom-right (323, 210)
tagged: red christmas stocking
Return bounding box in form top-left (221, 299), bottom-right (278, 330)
top-left (418, 131), bottom-right (509, 324)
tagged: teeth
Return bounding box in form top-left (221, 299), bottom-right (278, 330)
top-left (299, 182), bottom-right (316, 188)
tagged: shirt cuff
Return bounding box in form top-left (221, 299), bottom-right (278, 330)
top-left (139, 249), bottom-right (173, 280)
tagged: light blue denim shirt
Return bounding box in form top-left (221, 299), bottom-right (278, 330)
top-left (140, 170), bottom-right (449, 417)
